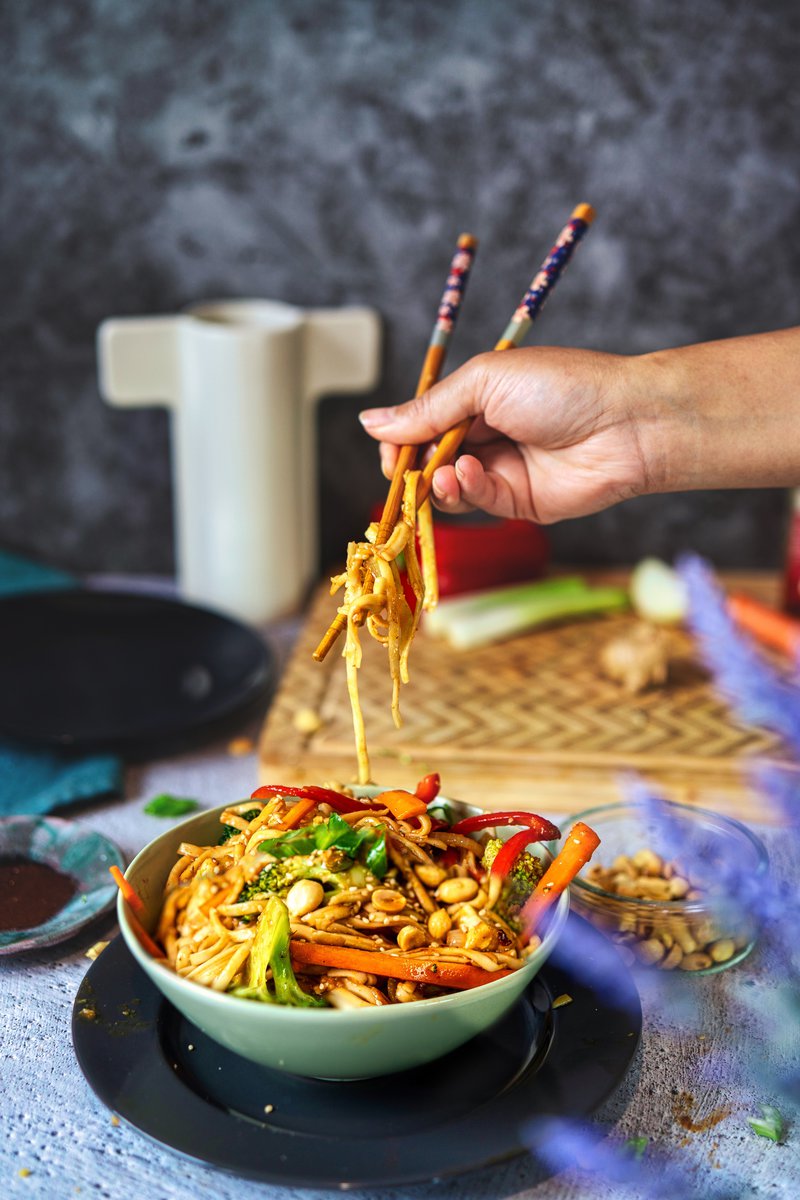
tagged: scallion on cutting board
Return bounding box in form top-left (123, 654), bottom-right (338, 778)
top-left (423, 577), bottom-right (629, 650)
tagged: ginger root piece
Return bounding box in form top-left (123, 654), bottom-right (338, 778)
top-left (600, 623), bottom-right (671, 694)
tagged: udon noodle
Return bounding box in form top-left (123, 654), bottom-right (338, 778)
top-left (156, 786), bottom-right (545, 1008)
top-left (329, 470), bottom-right (438, 784)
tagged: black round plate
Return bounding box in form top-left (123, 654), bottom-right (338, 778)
top-left (0, 589), bottom-right (274, 753)
top-left (72, 915), bottom-right (642, 1188)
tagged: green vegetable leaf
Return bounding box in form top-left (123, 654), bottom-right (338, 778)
top-left (624, 1136), bottom-right (648, 1160)
top-left (144, 794), bottom-right (199, 818)
top-left (260, 826), bottom-right (318, 858)
top-left (313, 812), bottom-right (371, 857)
top-left (260, 814), bottom-right (376, 864)
top-left (365, 830), bottom-right (388, 879)
top-left (747, 1105), bottom-right (785, 1143)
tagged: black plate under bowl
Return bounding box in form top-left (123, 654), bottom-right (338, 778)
top-left (72, 915), bottom-right (642, 1188)
top-left (0, 589), bottom-right (273, 753)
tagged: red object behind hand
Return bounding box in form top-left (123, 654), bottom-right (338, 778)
top-left (369, 507), bottom-right (549, 599)
top-left (433, 517), bottom-right (550, 596)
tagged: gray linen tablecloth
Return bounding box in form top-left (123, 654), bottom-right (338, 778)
top-left (2, 619), bottom-right (799, 1200)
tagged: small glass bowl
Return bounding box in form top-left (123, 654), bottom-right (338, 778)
top-left (561, 798), bottom-right (769, 975)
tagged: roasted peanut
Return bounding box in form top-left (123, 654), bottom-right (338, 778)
top-left (285, 879), bottom-right (325, 918)
top-left (395, 981), bottom-right (423, 1003)
top-left (679, 951), bottom-right (713, 971)
top-left (414, 863), bottom-right (447, 889)
top-left (371, 888), bottom-right (406, 913)
top-left (635, 938), bottom-right (665, 966)
top-left (709, 938), bottom-right (735, 964)
top-left (693, 918), bottom-right (720, 947)
top-left (427, 908), bottom-right (452, 941)
top-left (668, 876), bottom-right (690, 899)
top-left (668, 919), bottom-right (698, 956)
top-left (397, 924), bottom-right (427, 951)
top-left (659, 943), bottom-right (684, 970)
top-left (632, 848), bottom-right (664, 877)
top-left (436, 876), bottom-right (479, 904)
top-left (460, 910), bottom-right (497, 951)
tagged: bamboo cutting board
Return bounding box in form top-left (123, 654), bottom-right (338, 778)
top-left (258, 571), bottom-right (798, 823)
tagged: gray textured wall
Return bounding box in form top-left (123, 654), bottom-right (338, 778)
top-left (3, 0), bottom-right (800, 581)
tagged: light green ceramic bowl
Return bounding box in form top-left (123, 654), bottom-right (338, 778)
top-left (118, 791), bottom-right (568, 1080)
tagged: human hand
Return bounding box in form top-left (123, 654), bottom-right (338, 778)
top-left (359, 347), bottom-right (651, 524)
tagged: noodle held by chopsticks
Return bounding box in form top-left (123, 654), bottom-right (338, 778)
top-left (316, 206), bottom-right (595, 785)
top-left (319, 234), bottom-right (478, 782)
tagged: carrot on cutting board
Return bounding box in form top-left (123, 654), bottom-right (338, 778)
top-left (519, 821), bottom-right (601, 940)
top-left (727, 592), bottom-right (800, 657)
top-left (290, 941), bottom-right (513, 990)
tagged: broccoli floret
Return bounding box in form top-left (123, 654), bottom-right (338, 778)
top-left (218, 808), bottom-right (262, 844)
top-left (230, 895), bottom-right (326, 1008)
top-left (483, 837), bottom-right (544, 932)
top-left (239, 852), bottom-right (368, 903)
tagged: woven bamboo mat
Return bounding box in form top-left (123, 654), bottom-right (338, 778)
top-left (258, 571), bottom-right (797, 822)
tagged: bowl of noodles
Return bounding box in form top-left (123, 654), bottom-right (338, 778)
top-left (117, 783), bottom-right (573, 1080)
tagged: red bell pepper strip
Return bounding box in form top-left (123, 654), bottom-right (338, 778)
top-left (414, 773), bottom-right (441, 803)
top-left (250, 784), bottom-right (373, 815)
top-left (449, 811), bottom-right (561, 842)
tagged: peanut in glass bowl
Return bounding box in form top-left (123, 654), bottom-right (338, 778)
top-left (561, 798), bottom-right (769, 975)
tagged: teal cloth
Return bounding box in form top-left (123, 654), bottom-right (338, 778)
top-left (0, 551), bottom-right (122, 816)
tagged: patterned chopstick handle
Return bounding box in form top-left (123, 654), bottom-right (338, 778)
top-left (499, 204), bottom-right (594, 347)
top-left (430, 233), bottom-right (478, 347)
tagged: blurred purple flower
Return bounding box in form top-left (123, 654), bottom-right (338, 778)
top-left (676, 553), bottom-right (800, 757)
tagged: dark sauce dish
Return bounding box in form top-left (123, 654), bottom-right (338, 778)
top-left (0, 816), bottom-right (124, 954)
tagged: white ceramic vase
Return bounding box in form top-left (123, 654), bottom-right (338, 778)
top-left (97, 299), bottom-right (381, 624)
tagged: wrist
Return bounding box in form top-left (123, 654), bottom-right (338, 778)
top-left (627, 349), bottom-right (702, 496)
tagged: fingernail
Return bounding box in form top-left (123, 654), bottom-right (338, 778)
top-left (359, 408), bottom-right (394, 430)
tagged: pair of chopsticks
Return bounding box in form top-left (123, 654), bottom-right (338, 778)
top-left (313, 233), bottom-right (478, 662)
top-left (313, 203), bottom-right (595, 662)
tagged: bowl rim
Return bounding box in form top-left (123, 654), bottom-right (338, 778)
top-left (562, 796), bottom-right (769, 913)
top-left (119, 794), bottom-right (570, 1020)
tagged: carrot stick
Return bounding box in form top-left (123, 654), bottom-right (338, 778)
top-left (109, 865), bottom-right (145, 915)
top-left (278, 796), bottom-right (317, 830)
top-left (108, 866), bottom-right (166, 959)
top-left (519, 821), bottom-right (601, 940)
top-left (727, 592), bottom-right (800, 657)
top-left (290, 940), bottom-right (513, 990)
top-left (125, 909), bottom-right (167, 960)
top-left (375, 789), bottom-right (428, 821)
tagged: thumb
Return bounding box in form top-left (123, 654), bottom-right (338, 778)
top-left (358, 356), bottom-right (490, 445)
